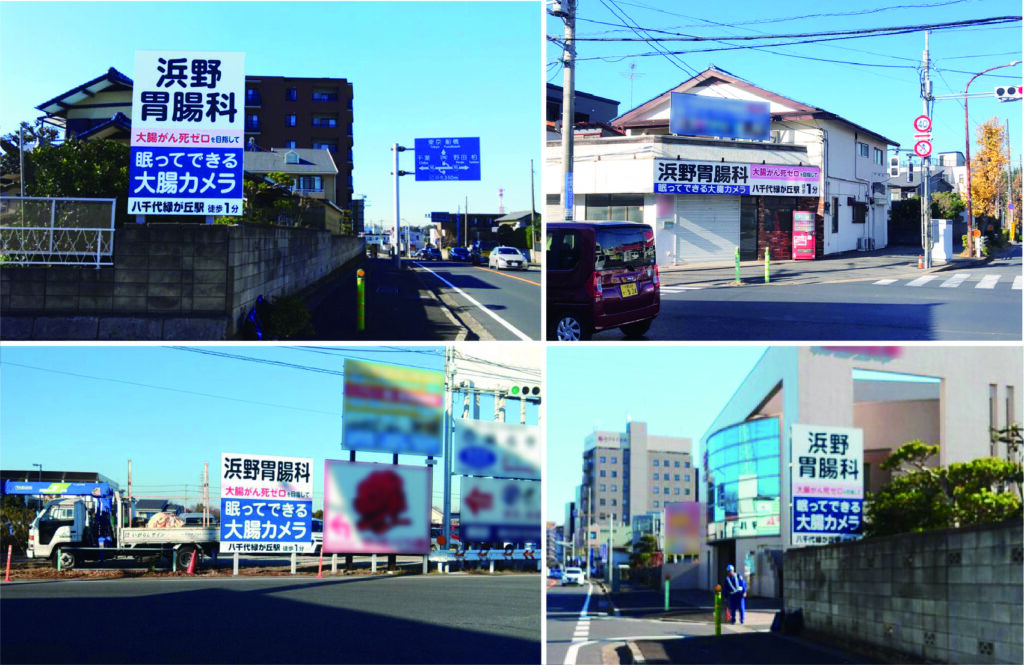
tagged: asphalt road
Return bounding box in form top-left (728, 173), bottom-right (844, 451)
top-left (594, 257), bottom-right (1022, 341)
top-left (411, 261), bottom-right (541, 341)
top-left (547, 582), bottom-right (686, 665)
top-left (1, 574), bottom-right (541, 664)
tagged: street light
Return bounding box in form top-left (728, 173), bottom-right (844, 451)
top-left (964, 60), bottom-right (1022, 257)
top-left (32, 463), bottom-right (41, 481)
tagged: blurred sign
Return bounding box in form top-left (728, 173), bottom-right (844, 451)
top-left (664, 501), bottom-right (702, 556)
top-left (670, 92), bottom-right (770, 141)
top-left (342, 358), bottom-right (444, 456)
top-left (129, 51), bottom-right (244, 217)
top-left (219, 452), bottom-right (313, 553)
top-left (324, 460), bottom-right (431, 554)
top-left (414, 137), bottom-right (480, 181)
top-left (790, 424), bottom-right (864, 547)
top-left (453, 418), bottom-right (540, 480)
top-left (460, 477), bottom-right (540, 543)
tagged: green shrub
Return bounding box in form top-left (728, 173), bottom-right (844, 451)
top-left (266, 295), bottom-right (314, 339)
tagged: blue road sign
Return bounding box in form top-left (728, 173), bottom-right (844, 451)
top-left (414, 137), bottom-right (480, 182)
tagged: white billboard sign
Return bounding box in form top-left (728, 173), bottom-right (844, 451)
top-left (323, 460), bottom-right (431, 555)
top-left (790, 424), bottom-right (864, 547)
top-left (452, 418), bottom-right (540, 480)
top-left (129, 51), bottom-right (244, 217)
top-left (219, 452), bottom-right (313, 554)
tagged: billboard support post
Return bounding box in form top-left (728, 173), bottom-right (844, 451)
top-left (290, 552), bottom-right (296, 575)
top-left (332, 554), bottom-right (338, 575)
top-left (233, 552), bottom-right (238, 576)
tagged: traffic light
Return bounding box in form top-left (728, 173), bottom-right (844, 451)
top-left (907, 160), bottom-right (914, 183)
top-left (509, 384), bottom-right (541, 398)
top-left (994, 85), bottom-right (1022, 102)
top-left (889, 156), bottom-right (900, 178)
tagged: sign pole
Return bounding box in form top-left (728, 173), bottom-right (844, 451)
top-left (393, 143), bottom-right (403, 269)
top-left (442, 347), bottom-right (454, 545)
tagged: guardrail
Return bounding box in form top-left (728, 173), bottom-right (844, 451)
top-left (0, 196), bottom-right (116, 268)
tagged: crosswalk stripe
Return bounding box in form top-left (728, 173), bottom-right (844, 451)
top-left (661, 286), bottom-right (703, 292)
top-left (976, 275), bottom-right (1000, 289)
top-left (940, 273), bottom-right (971, 288)
top-left (1013, 276), bottom-right (1022, 290)
top-left (873, 279), bottom-right (897, 285)
top-left (906, 275), bottom-right (938, 287)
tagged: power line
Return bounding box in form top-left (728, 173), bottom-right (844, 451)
top-left (0, 361), bottom-right (340, 416)
top-left (598, 0), bottom-right (699, 77)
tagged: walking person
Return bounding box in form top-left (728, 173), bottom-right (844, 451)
top-left (724, 564), bottom-right (747, 624)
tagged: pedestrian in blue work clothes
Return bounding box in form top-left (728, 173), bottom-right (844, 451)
top-left (725, 564), bottom-right (747, 624)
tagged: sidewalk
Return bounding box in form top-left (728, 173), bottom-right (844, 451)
top-left (659, 243), bottom-right (1017, 288)
top-left (299, 257), bottom-right (469, 341)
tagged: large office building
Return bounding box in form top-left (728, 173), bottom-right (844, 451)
top-left (575, 421), bottom-right (696, 555)
top-left (693, 346), bottom-right (1022, 599)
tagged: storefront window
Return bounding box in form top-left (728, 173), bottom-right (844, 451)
top-left (705, 417), bottom-right (781, 541)
top-left (584, 194), bottom-right (644, 222)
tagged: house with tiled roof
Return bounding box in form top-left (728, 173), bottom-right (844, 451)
top-left (546, 66), bottom-right (899, 264)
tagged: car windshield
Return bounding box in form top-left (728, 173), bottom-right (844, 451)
top-left (497, 248), bottom-right (519, 255)
top-left (594, 226), bottom-right (655, 270)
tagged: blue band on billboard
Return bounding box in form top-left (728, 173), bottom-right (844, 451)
top-left (220, 498), bottom-right (311, 543)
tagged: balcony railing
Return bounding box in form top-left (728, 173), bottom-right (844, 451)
top-left (312, 92), bottom-right (339, 102)
top-left (311, 118), bottom-right (337, 127)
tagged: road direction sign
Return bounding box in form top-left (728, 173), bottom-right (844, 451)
top-left (414, 137), bottom-right (480, 181)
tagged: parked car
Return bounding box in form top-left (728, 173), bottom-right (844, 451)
top-left (181, 513), bottom-right (218, 527)
top-left (488, 246), bottom-right (528, 270)
top-left (468, 247), bottom-right (483, 265)
top-left (421, 247), bottom-right (442, 260)
top-left (561, 566), bottom-right (585, 586)
top-left (448, 246), bottom-right (471, 261)
top-left (547, 566), bottom-right (563, 580)
top-left (546, 221), bottom-right (659, 341)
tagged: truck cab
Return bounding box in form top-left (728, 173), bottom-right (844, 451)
top-left (29, 498), bottom-right (88, 561)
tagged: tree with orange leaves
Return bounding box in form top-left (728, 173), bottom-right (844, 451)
top-left (969, 118), bottom-right (1009, 220)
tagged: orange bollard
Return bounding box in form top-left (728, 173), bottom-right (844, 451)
top-left (317, 549), bottom-right (324, 579)
top-left (4, 544), bottom-right (12, 582)
top-left (918, 254), bottom-right (923, 269)
top-left (186, 550), bottom-right (197, 575)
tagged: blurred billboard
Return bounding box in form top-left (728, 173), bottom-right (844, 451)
top-left (670, 92), bottom-right (770, 141)
top-left (460, 477), bottom-right (541, 544)
top-left (323, 460), bottom-right (431, 554)
top-left (453, 418), bottom-right (541, 480)
top-left (664, 501), bottom-right (702, 556)
top-left (342, 359), bottom-right (444, 456)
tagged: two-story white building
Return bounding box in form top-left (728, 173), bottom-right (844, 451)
top-left (545, 66), bottom-right (898, 264)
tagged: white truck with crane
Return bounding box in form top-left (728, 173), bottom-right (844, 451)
top-left (5, 480), bottom-right (218, 570)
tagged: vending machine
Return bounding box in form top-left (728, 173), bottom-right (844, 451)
top-left (792, 211), bottom-right (816, 260)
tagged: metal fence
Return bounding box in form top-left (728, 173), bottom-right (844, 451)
top-left (0, 197), bottom-right (116, 267)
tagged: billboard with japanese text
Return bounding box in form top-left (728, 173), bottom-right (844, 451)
top-left (219, 452), bottom-right (313, 553)
top-left (129, 51), bottom-right (244, 217)
top-left (654, 159), bottom-right (820, 197)
top-left (452, 418), bottom-right (541, 480)
top-left (459, 477), bottom-right (541, 544)
top-left (664, 501), bottom-right (702, 556)
top-left (323, 460), bottom-right (431, 555)
top-left (342, 359), bottom-right (444, 456)
top-left (790, 424), bottom-right (864, 546)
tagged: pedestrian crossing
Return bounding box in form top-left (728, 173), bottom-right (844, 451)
top-left (875, 273), bottom-right (1022, 290)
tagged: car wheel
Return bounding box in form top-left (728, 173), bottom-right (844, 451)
top-left (620, 319), bottom-right (653, 339)
top-left (53, 548), bottom-right (76, 570)
top-left (552, 312), bottom-right (591, 341)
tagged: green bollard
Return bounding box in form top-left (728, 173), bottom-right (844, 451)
top-left (173, 551), bottom-right (177, 573)
top-left (764, 247), bottom-right (770, 284)
top-left (356, 269), bottom-right (366, 332)
top-left (734, 246), bottom-right (741, 284)
top-left (56, 549), bottom-right (62, 572)
top-left (714, 586), bottom-right (722, 636)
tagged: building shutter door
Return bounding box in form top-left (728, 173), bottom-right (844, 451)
top-left (673, 195), bottom-right (741, 263)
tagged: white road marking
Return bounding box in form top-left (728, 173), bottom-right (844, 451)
top-left (563, 583), bottom-right (594, 665)
top-left (976, 274), bottom-right (1000, 289)
top-left (873, 279), bottom-right (897, 285)
top-left (906, 275), bottom-right (938, 287)
top-left (1013, 275), bottom-right (1022, 290)
top-left (411, 261), bottom-right (532, 341)
top-left (940, 273), bottom-right (971, 288)
top-left (661, 286), bottom-right (703, 293)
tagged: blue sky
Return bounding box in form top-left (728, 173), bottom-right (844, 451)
top-left (0, 1), bottom-right (541, 228)
top-left (0, 345), bottom-right (536, 515)
top-left (548, 0), bottom-right (1022, 167)
top-left (545, 345), bottom-right (768, 523)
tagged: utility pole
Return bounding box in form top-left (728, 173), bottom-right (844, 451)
top-left (607, 512), bottom-right (614, 585)
top-left (552, 0), bottom-right (576, 221)
top-left (530, 159), bottom-right (538, 253)
top-left (920, 32), bottom-right (933, 269)
top-left (442, 346), bottom-right (455, 545)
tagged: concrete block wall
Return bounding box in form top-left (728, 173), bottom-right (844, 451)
top-left (784, 520), bottom-right (1023, 664)
top-left (1, 224), bottom-right (363, 339)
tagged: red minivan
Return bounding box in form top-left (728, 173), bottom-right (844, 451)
top-left (546, 221), bottom-right (660, 341)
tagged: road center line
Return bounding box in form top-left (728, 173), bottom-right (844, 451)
top-left (472, 265), bottom-right (541, 286)
top-left (411, 262), bottom-right (532, 341)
